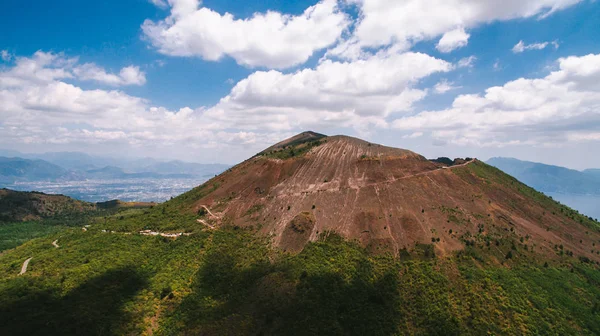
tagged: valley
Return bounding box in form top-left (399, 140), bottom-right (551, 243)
top-left (5, 177), bottom-right (209, 203)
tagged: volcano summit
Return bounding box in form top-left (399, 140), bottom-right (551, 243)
top-left (175, 132), bottom-right (600, 261)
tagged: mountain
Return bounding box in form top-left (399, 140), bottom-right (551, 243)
top-left (584, 168), bottom-right (600, 179)
top-left (0, 188), bottom-right (95, 222)
top-left (0, 151), bottom-right (229, 184)
top-left (0, 188), bottom-right (156, 223)
top-left (486, 157), bottom-right (600, 195)
top-left (154, 133), bottom-right (600, 259)
top-left (33, 151), bottom-right (108, 171)
top-left (84, 166), bottom-right (127, 179)
top-left (0, 149), bottom-right (23, 158)
top-left (1, 133), bottom-right (600, 335)
top-left (0, 157), bottom-right (74, 183)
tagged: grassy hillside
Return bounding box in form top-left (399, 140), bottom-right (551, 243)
top-left (462, 162), bottom-right (600, 232)
top-left (0, 226), bottom-right (599, 335)
top-left (0, 222), bottom-right (68, 252)
top-left (0, 188), bottom-right (96, 222)
top-left (0, 189), bottom-right (156, 252)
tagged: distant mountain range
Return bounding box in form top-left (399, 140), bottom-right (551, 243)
top-left (0, 150), bottom-right (229, 184)
top-left (486, 157), bottom-right (600, 195)
top-left (0, 157), bottom-right (74, 183)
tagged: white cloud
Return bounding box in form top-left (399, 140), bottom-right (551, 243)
top-left (0, 51), bottom-right (145, 87)
top-left (402, 132), bottom-right (423, 139)
top-left (142, 0), bottom-right (350, 69)
top-left (330, 0), bottom-right (581, 59)
top-left (436, 28), bottom-right (470, 53)
top-left (512, 40), bottom-right (560, 54)
top-left (148, 0), bottom-right (168, 9)
top-left (493, 59), bottom-right (502, 71)
top-left (204, 50), bottom-right (452, 132)
top-left (0, 51), bottom-right (76, 87)
top-left (392, 53), bottom-right (600, 147)
top-left (0, 51), bottom-right (282, 157)
top-left (434, 79), bottom-right (461, 94)
top-left (73, 64), bottom-right (146, 86)
top-left (512, 40), bottom-right (556, 53)
top-left (0, 50), bottom-right (11, 62)
top-left (457, 56), bottom-right (477, 68)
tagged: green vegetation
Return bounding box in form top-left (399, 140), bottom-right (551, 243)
top-left (0, 221), bottom-right (67, 252)
top-left (2, 162), bottom-right (600, 334)
top-left (0, 188), bottom-right (157, 252)
top-left (1, 217), bottom-right (599, 335)
top-left (456, 161), bottom-right (600, 232)
top-left (0, 189), bottom-right (95, 222)
top-left (261, 140), bottom-right (326, 160)
top-left (244, 204), bottom-right (264, 216)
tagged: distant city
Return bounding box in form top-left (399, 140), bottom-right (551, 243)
top-left (6, 178), bottom-right (208, 203)
top-left (0, 149), bottom-right (228, 202)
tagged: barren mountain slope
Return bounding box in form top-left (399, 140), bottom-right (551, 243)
top-left (174, 133), bottom-right (600, 261)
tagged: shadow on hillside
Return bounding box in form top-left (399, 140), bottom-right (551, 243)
top-left (0, 267), bottom-right (148, 336)
top-left (166, 248), bottom-right (403, 336)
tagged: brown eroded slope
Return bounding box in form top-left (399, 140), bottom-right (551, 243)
top-left (178, 133), bottom-right (600, 261)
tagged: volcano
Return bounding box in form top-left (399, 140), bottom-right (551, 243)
top-left (3, 132), bottom-right (600, 335)
top-left (176, 132), bottom-right (599, 261)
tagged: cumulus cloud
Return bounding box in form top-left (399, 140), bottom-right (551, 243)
top-left (329, 0), bottom-right (580, 59)
top-left (512, 40), bottom-right (559, 53)
top-left (436, 28), bottom-right (470, 53)
top-left (0, 51), bottom-right (145, 87)
top-left (392, 53), bottom-right (600, 147)
top-left (0, 51), bottom-right (282, 156)
top-left (73, 64), bottom-right (146, 86)
top-left (0, 51), bottom-right (76, 87)
top-left (204, 50), bottom-right (452, 132)
top-left (141, 0), bottom-right (349, 69)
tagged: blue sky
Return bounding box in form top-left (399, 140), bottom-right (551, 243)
top-left (1, 0), bottom-right (599, 169)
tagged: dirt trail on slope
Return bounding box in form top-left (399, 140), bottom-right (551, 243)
top-left (138, 230), bottom-right (192, 238)
top-left (197, 219), bottom-right (216, 229)
top-left (52, 240), bottom-right (59, 248)
top-left (19, 258), bottom-right (32, 275)
top-left (201, 205), bottom-right (221, 219)
top-left (362, 159), bottom-right (475, 188)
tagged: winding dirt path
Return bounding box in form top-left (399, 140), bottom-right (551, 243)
top-left (201, 205), bottom-right (221, 219)
top-left (197, 219), bottom-right (216, 230)
top-left (52, 240), bottom-right (59, 248)
top-left (19, 257), bottom-right (32, 275)
top-left (138, 230), bottom-right (192, 238)
top-left (363, 159), bottom-right (476, 188)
